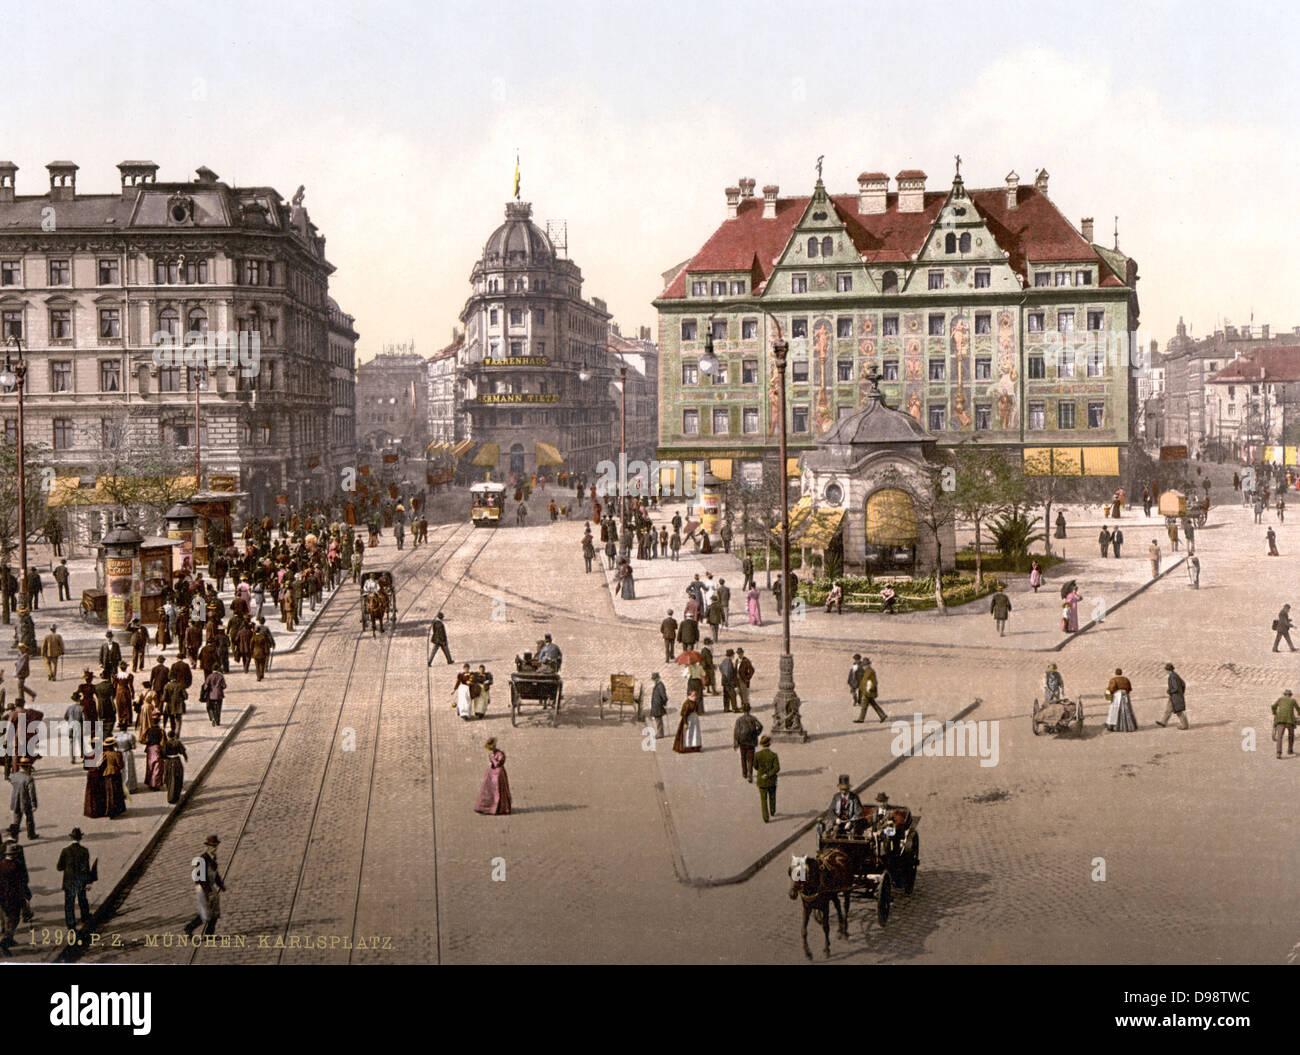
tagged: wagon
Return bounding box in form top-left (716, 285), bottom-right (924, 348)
top-left (79, 588), bottom-right (107, 623)
top-left (510, 658), bottom-right (563, 727)
top-left (815, 801), bottom-right (921, 931)
top-left (598, 673), bottom-right (643, 722)
top-left (1031, 695), bottom-right (1085, 736)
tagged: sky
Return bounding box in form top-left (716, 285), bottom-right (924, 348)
top-left (3, 0), bottom-right (1298, 362)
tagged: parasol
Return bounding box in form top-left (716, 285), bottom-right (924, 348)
top-left (676, 650), bottom-right (703, 665)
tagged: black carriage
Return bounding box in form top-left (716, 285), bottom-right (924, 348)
top-left (510, 654), bottom-right (563, 726)
top-left (359, 570), bottom-right (396, 633)
top-left (815, 802), bottom-right (921, 930)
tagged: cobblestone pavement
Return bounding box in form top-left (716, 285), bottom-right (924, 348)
top-left (72, 490), bottom-right (1300, 964)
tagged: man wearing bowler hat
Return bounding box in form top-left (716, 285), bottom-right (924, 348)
top-left (56, 827), bottom-right (93, 930)
top-left (753, 735), bottom-right (780, 822)
top-left (184, 834), bottom-right (225, 937)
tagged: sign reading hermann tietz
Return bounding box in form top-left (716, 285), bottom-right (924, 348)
top-left (482, 357), bottom-right (549, 367)
top-left (475, 394), bottom-right (559, 404)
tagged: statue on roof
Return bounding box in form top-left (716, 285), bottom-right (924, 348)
top-left (954, 154), bottom-right (961, 177)
top-left (816, 155), bottom-right (824, 181)
top-left (291, 185), bottom-right (305, 209)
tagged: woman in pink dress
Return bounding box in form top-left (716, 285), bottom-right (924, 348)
top-left (746, 586), bottom-right (762, 626)
top-left (1029, 560), bottom-right (1043, 593)
top-left (1063, 586), bottom-right (1082, 633)
top-left (475, 738), bottom-right (512, 815)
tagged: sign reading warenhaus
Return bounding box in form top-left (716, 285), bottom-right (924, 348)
top-left (652, 166), bottom-right (1140, 483)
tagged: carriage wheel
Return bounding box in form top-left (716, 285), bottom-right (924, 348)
top-left (901, 836), bottom-right (919, 895)
top-left (510, 684), bottom-right (519, 727)
top-left (599, 687), bottom-right (606, 722)
top-left (1031, 718), bottom-right (1041, 736)
top-left (635, 685), bottom-right (644, 723)
top-left (552, 685), bottom-right (562, 727)
top-left (876, 872), bottom-right (892, 927)
top-left (1075, 696), bottom-right (1085, 734)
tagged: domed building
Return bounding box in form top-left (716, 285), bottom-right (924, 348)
top-left (455, 200), bottom-right (617, 482)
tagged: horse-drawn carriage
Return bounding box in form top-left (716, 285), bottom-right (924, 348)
top-left (510, 652), bottom-right (563, 726)
top-left (360, 570), bottom-right (396, 635)
top-left (1031, 694), bottom-right (1085, 736)
top-left (789, 796), bottom-right (921, 959)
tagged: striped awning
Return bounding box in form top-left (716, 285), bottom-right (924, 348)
top-left (451, 439), bottom-right (476, 459)
top-left (866, 488), bottom-right (917, 546)
top-left (1052, 447), bottom-right (1083, 476)
top-left (1082, 446), bottom-right (1119, 476)
top-left (1023, 447), bottom-right (1053, 476)
top-left (471, 442), bottom-right (500, 468)
top-left (535, 441), bottom-right (563, 467)
top-left (426, 439), bottom-right (447, 454)
top-left (709, 458), bottom-right (733, 481)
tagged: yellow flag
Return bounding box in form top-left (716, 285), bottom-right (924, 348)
top-left (513, 154), bottom-right (520, 199)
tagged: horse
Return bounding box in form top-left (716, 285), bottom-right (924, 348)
top-left (364, 590), bottom-right (387, 637)
top-left (789, 849), bottom-right (853, 960)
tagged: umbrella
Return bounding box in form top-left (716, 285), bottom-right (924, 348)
top-left (676, 650), bottom-right (703, 665)
top-left (1059, 579), bottom-right (1076, 600)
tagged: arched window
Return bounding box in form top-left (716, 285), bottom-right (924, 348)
top-left (187, 308), bottom-right (207, 337)
top-left (959, 233), bottom-right (971, 252)
top-left (807, 237), bottom-right (819, 258)
top-left (159, 307), bottom-right (179, 339)
top-left (945, 233), bottom-right (957, 254)
top-left (881, 270), bottom-right (899, 295)
top-left (821, 236), bottom-right (833, 257)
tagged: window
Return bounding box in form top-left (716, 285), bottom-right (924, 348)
top-left (945, 233), bottom-right (957, 254)
top-left (681, 362), bottom-right (698, 385)
top-left (1029, 402), bottom-right (1045, 430)
top-left (974, 313), bottom-right (991, 335)
top-left (681, 319), bottom-right (697, 341)
top-left (711, 318), bottom-right (727, 341)
top-left (49, 259), bottom-right (70, 285)
top-left (489, 309), bottom-right (498, 326)
top-left (1087, 310), bottom-right (1104, 331)
top-left (742, 319), bottom-right (757, 340)
top-left (1058, 310), bottom-right (1074, 332)
top-left (510, 412), bottom-right (523, 426)
top-left (48, 309), bottom-right (71, 340)
top-left (536, 340), bottom-right (545, 356)
top-left (959, 233), bottom-right (971, 252)
top-left (742, 359), bottom-right (758, 384)
top-left (743, 407), bottom-right (759, 434)
top-left (974, 268), bottom-right (990, 289)
top-left (509, 309), bottom-right (523, 326)
top-left (1055, 271), bottom-right (1071, 286)
top-left (1088, 402), bottom-right (1105, 428)
top-left (691, 281), bottom-right (706, 297)
top-left (1087, 348), bottom-right (1105, 377)
top-left (98, 259), bottom-right (119, 285)
top-left (1058, 402), bottom-right (1076, 429)
top-left (1034, 273), bottom-right (1051, 287)
top-left (1, 420), bottom-right (13, 444)
top-left (188, 366), bottom-right (208, 391)
top-left (928, 405), bottom-right (946, 430)
top-left (0, 262), bottom-right (18, 286)
top-left (51, 361), bottom-right (72, 391)
top-left (52, 418), bottom-right (73, 450)
top-left (883, 315), bottom-right (899, 336)
top-left (712, 408), bottom-right (730, 435)
top-left (533, 309), bottom-right (545, 325)
top-left (836, 273), bottom-right (852, 292)
top-left (791, 360), bottom-right (809, 383)
top-left (975, 357), bottom-right (991, 380)
top-left (159, 366), bottom-right (181, 392)
top-left (711, 281), bottom-right (726, 296)
top-left (1028, 312), bottom-right (1044, 332)
top-left (821, 236), bottom-right (833, 257)
top-left (1058, 350), bottom-right (1075, 378)
top-left (186, 309), bottom-right (207, 340)
top-left (730, 280), bottom-right (746, 295)
top-left (682, 409), bottom-right (699, 436)
top-left (883, 360), bottom-right (899, 381)
top-left (928, 271), bottom-right (944, 290)
top-left (791, 318), bottom-right (808, 338)
top-left (1028, 355), bottom-right (1046, 379)
top-left (791, 274), bottom-right (808, 294)
top-left (258, 424), bottom-right (272, 445)
top-left (240, 260), bottom-right (261, 286)
top-left (881, 271), bottom-right (898, 295)
top-left (792, 406), bottom-right (809, 432)
top-left (808, 237), bottom-right (819, 258)
top-left (928, 359), bottom-right (946, 381)
top-left (1, 311), bottom-right (20, 339)
top-left (928, 314), bottom-right (945, 336)
top-left (975, 404), bottom-right (991, 430)
top-left (99, 361), bottom-right (120, 392)
top-left (837, 317), bottom-right (852, 339)
top-left (510, 341), bottom-right (523, 356)
top-left (837, 360), bottom-right (854, 382)
top-left (184, 260), bottom-right (208, 284)
top-left (1076, 270), bottom-right (1092, 285)
top-left (98, 308), bottom-right (121, 339)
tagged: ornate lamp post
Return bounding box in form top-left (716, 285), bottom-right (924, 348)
top-left (1, 333), bottom-right (29, 624)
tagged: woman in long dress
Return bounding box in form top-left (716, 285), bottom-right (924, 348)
top-left (672, 692), bottom-right (703, 753)
top-left (452, 665), bottom-right (474, 720)
top-left (619, 561), bottom-right (636, 600)
top-left (1064, 588), bottom-right (1081, 633)
top-left (136, 690), bottom-right (160, 739)
top-left (746, 586), bottom-right (763, 626)
top-left (116, 728), bottom-right (139, 794)
top-left (1105, 668), bottom-right (1138, 732)
top-left (1029, 560), bottom-right (1043, 593)
top-left (473, 665), bottom-right (492, 719)
top-left (83, 753), bottom-right (107, 819)
top-left (102, 738), bottom-right (127, 819)
top-left (143, 722), bottom-right (165, 790)
top-left (475, 738), bottom-right (512, 815)
top-left (163, 732), bottom-right (188, 804)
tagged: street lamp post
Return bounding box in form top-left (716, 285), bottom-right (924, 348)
top-left (620, 361), bottom-right (628, 524)
top-left (1, 334), bottom-right (28, 627)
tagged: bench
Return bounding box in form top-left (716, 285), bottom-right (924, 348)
top-left (842, 593), bottom-right (911, 613)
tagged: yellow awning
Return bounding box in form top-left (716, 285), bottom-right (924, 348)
top-left (786, 457), bottom-right (801, 478)
top-left (1288, 446), bottom-right (1298, 467)
top-left (1052, 447), bottom-right (1083, 476)
top-left (451, 439), bottom-right (476, 459)
top-left (1023, 448), bottom-right (1053, 476)
top-left (796, 507), bottom-right (845, 548)
top-left (1082, 446), bottom-right (1119, 476)
top-left (866, 488), bottom-right (917, 546)
top-left (709, 458), bottom-right (733, 481)
top-left (535, 441), bottom-right (564, 467)
top-left (659, 464), bottom-right (679, 493)
top-left (425, 439), bottom-right (445, 454)
top-left (471, 442), bottom-right (500, 468)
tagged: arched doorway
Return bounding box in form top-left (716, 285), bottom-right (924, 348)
top-left (509, 443), bottom-right (525, 478)
top-left (865, 487), bottom-right (917, 571)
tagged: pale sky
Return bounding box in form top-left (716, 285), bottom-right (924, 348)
top-left (3, 0), bottom-right (1298, 361)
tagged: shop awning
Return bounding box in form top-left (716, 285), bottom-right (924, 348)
top-left (1051, 447), bottom-right (1083, 476)
top-left (786, 457), bottom-right (801, 478)
top-left (1082, 446), bottom-right (1119, 476)
top-left (798, 507), bottom-right (845, 549)
top-left (709, 459), bottom-right (733, 481)
top-left (471, 442), bottom-right (500, 468)
top-left (535, 441), bottom-right (564, 467)
top-left (866, 488), bottom-right (917, 546)
top-left (451, 439), bottom-right (476, 459)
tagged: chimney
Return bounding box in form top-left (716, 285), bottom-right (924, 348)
top-left (640, 326), bottom-right (651, 341)
top-left (1262, 324), bottom-right (1270, 340)
top-left (0, 162), bottom-right (15, 204)
top-left (739, 177), bottom-right (756, 199)
top-left (762, 184), bottom-right (779, 219)
top-left (117, 160), bottom-right (159, 199)
top-left (194, 166), bottom-right (220, 184)
top-left (46, 161), bottom-right (78, 202)
top-left (896, 170), bottom-right (926, 213)
top-left (857, 171), bottom-right (888, 215)
top-left (1081, 217), bottom-right (1094, 244)
top-left (1034, 168), bottom-right (1049, 194)
top-left (725, 185), bottom-right (741, 219)
top-left (1005, 171), bottom-right (1019, 211)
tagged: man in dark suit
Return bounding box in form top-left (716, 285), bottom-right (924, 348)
top-left (677, 614), bottom-right (699, 653)
top-left (659, 610), bottom-right (678, 663)
top-left (98, 632), bottom-right (122, 681)
top-left (427, 612), bottom-right (452, 665)
top-left (720, 649), bottom-right (738, 712)
top-left (648, 672), bottom-right (668, 738)
top-left (56, 828), bottom-right (92, 930)
top-left (1111, 528), bottom-right (1124, 558)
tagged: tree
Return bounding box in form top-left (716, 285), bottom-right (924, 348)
top-left (94, 415), bottom-right (196, 530)
top-left (877, 458), bottom-right (959, 614)
top-left (0, 440), bottom-right (54, 623)
top-left (950, 445), bottom-right (1020, 585)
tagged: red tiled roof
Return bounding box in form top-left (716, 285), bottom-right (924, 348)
top-left (1208, 347), bottom-right (1300, 384)
top-left (896, 169), bottom-right (927, 180)
top-left (658, 183), bottom-right (1111, 299)
top-left (858, 171), bottom-right (888, 181)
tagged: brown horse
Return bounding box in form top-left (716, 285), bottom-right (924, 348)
top-left (364, 591), bottom-right (387, 636)
top-left (789, 849), bottom-right (853, 960)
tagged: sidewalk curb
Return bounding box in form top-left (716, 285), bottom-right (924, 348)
top-left (1050, 554), bottom-right (1188, 652)
top-left (51, 704), bottom-right (255, 963)
top-left (673, 697), bottom-right (983, 888)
